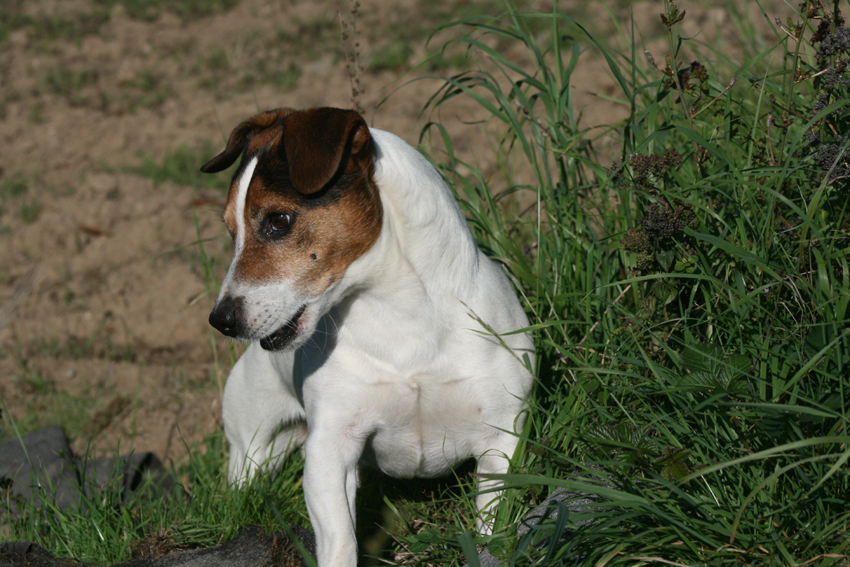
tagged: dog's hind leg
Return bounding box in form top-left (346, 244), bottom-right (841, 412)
top-left (222, 342), bottom-right (307, 485)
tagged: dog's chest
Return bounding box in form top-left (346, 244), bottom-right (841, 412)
top-left (363, 374), bottom-right (488, 478)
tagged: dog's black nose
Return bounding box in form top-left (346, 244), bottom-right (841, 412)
top-left (209, 295), bottom-right (244, 337)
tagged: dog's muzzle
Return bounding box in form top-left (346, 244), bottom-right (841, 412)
top-left (208, 296), bottom-right (306, 351)
top-left (259, 304), bottom-right (306, 351)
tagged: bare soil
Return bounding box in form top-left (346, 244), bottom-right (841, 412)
top-left (0, 0), bottom-right (782, 462)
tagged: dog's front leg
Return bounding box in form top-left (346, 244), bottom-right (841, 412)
top-left (474, 429), bottom-right (522, 535)
top-left (222, 343), bottom-right (306, 485)
top-left (302, 430), bottom-right (362, 567)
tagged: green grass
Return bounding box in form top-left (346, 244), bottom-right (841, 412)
top-left (369, 41), bottom-right (414, 71)
top-left (18, 200), bottom-right (42, 224)
top-left (0, 172), bottom-right (41, 225)
top-left (1, 173), bottom-right (31, 200)
top-left (2, 426), bottom-right (310, 566)
top-left (131, 143), bottom-right (233, 193)
top-left (6, 372), bottom-right (96, 442)
top-left (4, 1), bottom-right (850, 566)
top-left (0, 3), bottom-right (110, 45)
top-left (409, 2), bottom-right (850, 565)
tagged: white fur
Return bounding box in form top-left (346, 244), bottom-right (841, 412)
top-left (220, 129), bottom-right (534, 567)
top-left (233, 156), bottom-right (256, 256)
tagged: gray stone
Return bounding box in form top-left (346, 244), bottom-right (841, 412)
top-left (76, 452), bottom-right (175, 507)
top-left (114, 525), bottom-right (310, 567)
top-left (0, 428), bottom-right (174, 515)
top-left (0, 526), bottom-right (313, 567)
top-left (0, 426), bottom-right (80, 514)
top-left (464, 466), bottom-right (613, 567)
top-left (0, 542), bottom-right (79, 567)
top-left (0, 428), bottom-right (312, 567)
top-left (470, 548), bottom-right (503, 567)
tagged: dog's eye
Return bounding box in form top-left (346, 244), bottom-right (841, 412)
top-left (267, 212), bottom-right (293, 235)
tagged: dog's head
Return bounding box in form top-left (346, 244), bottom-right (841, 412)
top-left (201, 107), bottom-right (382, 351)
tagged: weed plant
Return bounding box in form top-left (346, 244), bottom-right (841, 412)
top-left (413, 1), bottom-right (850, 565)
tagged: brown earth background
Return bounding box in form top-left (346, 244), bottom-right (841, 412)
top-left (0, 0), bottom-right (784, 464)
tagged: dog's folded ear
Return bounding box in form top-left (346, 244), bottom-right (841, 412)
top-left (283, 108), bottom-right (371, 195)
top-left (200, 108), bottom-right (295, 174)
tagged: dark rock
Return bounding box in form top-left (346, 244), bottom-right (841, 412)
top-left (0, 526), bottom-right (313, 567)
top-left (0, 428), bottom-right (312, 567)
top-left (76, 452), bottom-right (175, 506)
top-left (115, 525), bottom-right (311, 567)
top-left (0, 542), bottom-right (80, 567)
top-left (0, 426), bottom-right (80, 514)
top-left (0, 427), bottom-right (174, 516)
top-left (1, 429), bottom-right (312, 567)
top-left (464, 466), bottom-right (613, 567)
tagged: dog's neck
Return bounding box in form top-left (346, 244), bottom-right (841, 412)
top-left (311, 129), bottom-right (484, 366)
top-left (380, 130), bottom-right (479, 288)
top-left (367, 129), bottom-right (480, 296)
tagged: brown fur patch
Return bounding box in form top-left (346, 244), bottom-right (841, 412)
top-left (218, 108), bottom-right (382, 297)
top-left (233, 166), bottom-right (381, 295)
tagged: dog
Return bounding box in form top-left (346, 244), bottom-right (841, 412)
top-left (201, 107), bottom-right (534, 566)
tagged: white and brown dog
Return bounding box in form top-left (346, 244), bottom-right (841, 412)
top-left (201, 107), bottom-right (533, 567)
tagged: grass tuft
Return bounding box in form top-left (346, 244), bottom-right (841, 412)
top-left (2, 429), bottom-right (309, 565)
top-left (412, 1), bottom-right (850, 564)
top-left (131, 143), bottom-right (233, 193)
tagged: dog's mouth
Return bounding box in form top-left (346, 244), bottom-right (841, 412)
top-left (259, 304), bottom-right (307, 351)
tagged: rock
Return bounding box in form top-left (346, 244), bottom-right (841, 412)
top-left (0, 542), bottom-right (78, 567)
top-left (113, 525), bottom-right (313, 567)
top-left (464, 466), bottom-right (613, 567)
top-left (0, 426), bottom-right (80, 514)
top-left (76, 452), bottom-right (175, 506)
top-left (0, 428), bottom-right (314, 567)
top-left (0, 525), bottom-right (314, 567)
top-left (0, 427), bottom-right (174, 515)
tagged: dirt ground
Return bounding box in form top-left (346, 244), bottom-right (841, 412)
top-left (0, 0), bottom-right (784, 462)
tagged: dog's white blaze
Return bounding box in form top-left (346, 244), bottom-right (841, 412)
top-left (233, 157), bottom-right (258, 257)
top-left (218, 157), bottom-right (257, 295)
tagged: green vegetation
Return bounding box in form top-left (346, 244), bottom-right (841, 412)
top-left (131, 143), bottom-right (233, 193)
top-left (94, 0), bottom-right (241, 22)
top-left (0, 172), bottom-right (40, 225)
top-left (0, 3), bottom-right (109, 45)
top-left (43, 68), bottom-right (99, 101)
top-left (272, 19), bottom-right (340, 61)
top-left (411, 2), bottom-right (850, 564)
top-left (4, 1), bottom-right (850, 566)
top-left (37, 65), bottom-right (173, 111)
top-left (6, 372), bottom-right (95, 442)
top-left (123, 71), bottom-right (174, 110)
top-left (18, 200), bottom-right (42, 224)
top-left (240, 61), bottom-right (302, 91)
top-left (3, 428), bottom-right (309, 566)
top-left (0, 173), bottom-right (30, 201)
top-left (369, 40), bottom-right (413, 71)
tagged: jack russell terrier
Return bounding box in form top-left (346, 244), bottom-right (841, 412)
top-left (201, 107), bottom-right (533, 566)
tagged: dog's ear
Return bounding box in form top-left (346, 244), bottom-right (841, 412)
top-left (283, 108), bottom-right (370, 195)
top-left (200, 108), bottom-right (295, 174)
